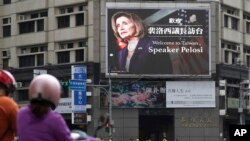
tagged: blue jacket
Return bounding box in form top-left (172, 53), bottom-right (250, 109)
top-left (118, 37), bottom-right (172, 74)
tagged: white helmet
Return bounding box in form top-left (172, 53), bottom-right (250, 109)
top-left (29, 74), bottom-right (61, 110)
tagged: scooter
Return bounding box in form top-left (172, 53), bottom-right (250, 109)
top-left (71, 130), bottom-right (100, 141)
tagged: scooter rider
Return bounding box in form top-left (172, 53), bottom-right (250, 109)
top-left (0, 70), bottom-right (19, 141)
top-left (17, 74), bottom-right (99, 141)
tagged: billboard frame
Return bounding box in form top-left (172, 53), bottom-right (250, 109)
top-left (105, 2), bottom-right (211, 78)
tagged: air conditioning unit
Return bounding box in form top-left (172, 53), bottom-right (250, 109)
top-left (59, 44), bottom-right (66, 49)
top-left (3, 18), bottom-right (11, 25)
top-left (6, 50), bottom-right (10, 57)
top-left (19, 15), bottom-right (25, 21)
top-left (16, 82), bottom-right (23, 88)
top-left (234, 57), bottom-right (241, 64)
top-left (60, 8), bottom-right (66, 14)
top-left (219, 109), bottom-right (226, 116)
top-left (2, 50), bottom-right (10, 58)
top-left (236, 45), bottom-right (240, 51)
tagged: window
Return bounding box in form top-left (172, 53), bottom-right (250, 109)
top-left (75, 49), bottom-right (84, 62)
top-left (37, 54), bottom-right (44, 66)
top-left (2, 51), bottom-right (7, 57)
top-left (223, 6), bottom-right (239, 31)
top-left (40, 12), bottom-right (48, 17)
top-left (79, 6), bottom-right (83, 11)
top-left (224, 15), bottom-right (228, 28)
top-left (18, 11), bottom-right (47, 34)
top-left (3, 0), bottom-right (11, 4)
top-left (21, 48), bottom-right (27, 54)
top-left (79, 40), bottom-right (87, 47)
top-left (19, 55), bottom-right (35, 67)
top-left (57, 16), bottom-right (70, 28)
top-left (19, 19), bottom-right (45, 34)
top-left (246, 21), bottom-right (250, 34)
top-left (37, 19), bottom-right (44, 31)
top-left (30, 47), bottom-right (39, 53)
top-left (244, 13), bottom-right (250, 34)
top-left (17, 90), bottom-right (29, 101)
top-left (40, 46), bottom-right (47, 52)
top-left (3, 25), bottom-right (11, 37)
top-left (68, 7), bottom-right (74, 13)
top-left (31, 13), bottom-right (39, 19)
top-left (19, 54), bottom-right (45, 67)
top-left (232, 52), bottom-right (239, 64)
top-left (59, 42), bottom-right (74, 49)
top-left (231, 17), bottom-right (238, 30)
top-left (18, 45), bottom-right (47, 67)
top-left (57, 5), bottom-right (86, 29)
top-left (76, 13), bottom-right (84, 26)
top-left (2, 58), bottom-right (9, 69)
top-left (224, 51), bottom-right (229, 63)
top-left (2, 50), bottom-right (10, 58)
top-left (222, 42), bottom-right (240, 64)
top-left (57, 51), bottom-right (70, 64)
top-left (2, 17), bottom-right (11, 37)
top-left (57, 40), bottom-right (87, 63)
top-left (2, 18), bottom-right (10, 24)
top-left (19, 21), bottom-right (35, 34)
top-left (223, 14), bottom-right (239, 30)
top-left (60, 8), bottom-right (66, 14)
top-left (68, 43), bottom-right (74, 48)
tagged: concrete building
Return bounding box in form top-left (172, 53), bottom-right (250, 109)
top-left (1, 0), bottom-right (250, 141)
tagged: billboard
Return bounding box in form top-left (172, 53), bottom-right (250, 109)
top-left (166, 81), bottom-right (215, 108)
top-left (100, 81), bottom-right (166, 108)
top-left (106, 3), bottom-right (211, 77)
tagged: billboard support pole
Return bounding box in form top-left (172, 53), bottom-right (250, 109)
top-left (108, 66), bottom-right (113, 141)
top-left (87, 67), bottom-right (113, 140)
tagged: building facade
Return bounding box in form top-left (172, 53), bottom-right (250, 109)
top-left (1, 0), bottom-right (250, 141)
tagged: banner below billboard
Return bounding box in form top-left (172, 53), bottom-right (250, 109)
top-left (166, 81), bottom-right (215, 108)
top-left (106, 3), bottom-right (211, 78)
top-left (100, 81), bottom-right (166, 108)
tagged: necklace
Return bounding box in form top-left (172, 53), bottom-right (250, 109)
top-left (127, 40), bottom-right (138, 52)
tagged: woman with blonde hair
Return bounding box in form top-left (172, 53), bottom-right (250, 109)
top-left (111, 11), bottom-right (172, 74)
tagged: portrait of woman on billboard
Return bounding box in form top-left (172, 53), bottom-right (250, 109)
top-left (109, 11), bottom-right (173, 74)
top-left (107, 8), bottom-right (210, 77)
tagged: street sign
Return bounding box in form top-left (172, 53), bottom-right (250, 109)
top-left (73, 90), bottom-right (86, 112)
top-left (72, 113), bottom-right (88, 124)
top-left (70, 80), bottom-right (86, 90)
top-left (71, 65), bottom-right (87, 80)
top-left (71, 65), bottom-right (88, 123)
top-left (33, 69), bottom-right (47, 77)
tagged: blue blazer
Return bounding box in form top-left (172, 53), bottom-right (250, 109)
top-left (118, 37), bottom-right (172, 74)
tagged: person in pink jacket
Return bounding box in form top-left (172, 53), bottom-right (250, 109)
top-left (17, 74), bottom-right (99, 141)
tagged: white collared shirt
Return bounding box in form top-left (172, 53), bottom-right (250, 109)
top-left (125, 40), bottom-right (139, 71)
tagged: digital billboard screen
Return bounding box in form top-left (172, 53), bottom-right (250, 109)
top-left (100, 81), bottom-right (166, 108)
top-left (106, 3), bottom-right (211, 77)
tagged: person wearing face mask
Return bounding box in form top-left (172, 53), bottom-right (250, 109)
top-left (111, 11), bottom-right (173, 74)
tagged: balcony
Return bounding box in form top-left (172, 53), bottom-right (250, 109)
top-left (54, 26), bottom-right (87, 42)
top-left (15, 32), bottom-right (48, 46)
top-left (16, 0), bottom-right (48, 13)
top-left (54, 0), bottom-right (87, 7)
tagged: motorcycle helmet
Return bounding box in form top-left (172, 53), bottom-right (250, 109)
top-left (28, 74), bottom-right (61, 110)
top-left (0, 70), bottom-right (16, 95)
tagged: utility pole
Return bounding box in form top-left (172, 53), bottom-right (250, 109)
top-left (239, 80), bottom-right (249, 125)
top-left (239, 81), bottom-right (245, 125)
top-left (88, 67), bottom-right (113, 140)
top-left (108, 67), bottom-right (112, 141)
